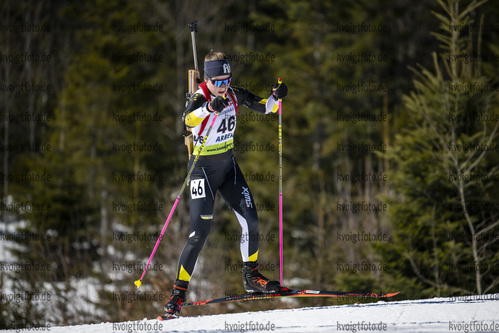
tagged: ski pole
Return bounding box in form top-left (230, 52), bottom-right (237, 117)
top-left (276, 77), bottom-right (284, 286)
top-left (135, 112), bottom-right (219, 288)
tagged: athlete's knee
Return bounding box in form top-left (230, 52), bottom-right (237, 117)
top-left (245, 210), bottom-right (258, 229)
top-left (186, 230), bottom-right (209, 250)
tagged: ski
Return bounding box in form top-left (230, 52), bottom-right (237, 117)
top-left (183, 287), bottom-right (399, 306)
top-left (157, 313), bottom-right (178, 321)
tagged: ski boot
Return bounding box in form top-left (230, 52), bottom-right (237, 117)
top-left (242, 261), bottom-right (281, 293)
top-left (158, 280), bottom-right (189, 320)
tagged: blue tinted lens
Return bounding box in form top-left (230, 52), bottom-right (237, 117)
top-left (213, 78), bottom-right (231, 87)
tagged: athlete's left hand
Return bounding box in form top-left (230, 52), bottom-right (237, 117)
top-left (272, 81), bottom-right (288, 100)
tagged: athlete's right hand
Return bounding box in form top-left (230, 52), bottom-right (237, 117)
top-left (207, 96), bottom-right (229, 113)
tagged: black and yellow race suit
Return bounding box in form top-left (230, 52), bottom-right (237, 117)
top-left (175, 83), bottom-right (278, 282)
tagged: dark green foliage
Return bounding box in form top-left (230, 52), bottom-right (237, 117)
top-left (378, 0), bottom-right (499, 298)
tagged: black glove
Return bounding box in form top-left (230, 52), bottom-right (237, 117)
top-left (207, 96), bottom-right (229, 113)
top-left (272, 81), bottom-right (288, 100)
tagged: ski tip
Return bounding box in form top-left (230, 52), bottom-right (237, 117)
top-left (382, 291), bottom-right (400, 297)
top-left (134, 279), bottom-right (142, 288)
top-left (157, 316), bottom-right (164, 321)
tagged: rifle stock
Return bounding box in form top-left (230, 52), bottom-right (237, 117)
top-left (184, 69), bottom-right (198, 158)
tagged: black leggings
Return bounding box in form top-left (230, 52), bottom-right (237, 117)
top-left (175, 151), bottom-right (259, 281)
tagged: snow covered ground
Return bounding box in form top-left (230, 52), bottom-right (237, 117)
top-left (3, 221), bottom-right (498, 332)
top-left (4, 294), bottom-right (498, 333)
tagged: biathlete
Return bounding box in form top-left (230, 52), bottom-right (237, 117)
top-left (162, 50), bottom-right (287, 318)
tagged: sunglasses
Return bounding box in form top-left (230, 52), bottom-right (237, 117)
top-left (209, 77), bottom-right (231, 87)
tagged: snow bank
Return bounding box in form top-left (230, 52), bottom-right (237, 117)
top-left (5, 294), bottom-right (498, 333)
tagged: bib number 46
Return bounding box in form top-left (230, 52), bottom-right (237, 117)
top-left (217, 116), bottom-right (236, 134)
top-left (190, 179), bottom-right (206, 199)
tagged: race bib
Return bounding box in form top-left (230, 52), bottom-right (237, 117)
top-left (190, 179), bottom-right (206, 199)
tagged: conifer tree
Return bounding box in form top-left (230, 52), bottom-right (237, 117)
top-left (380, 0), bottom-right (499, 297)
